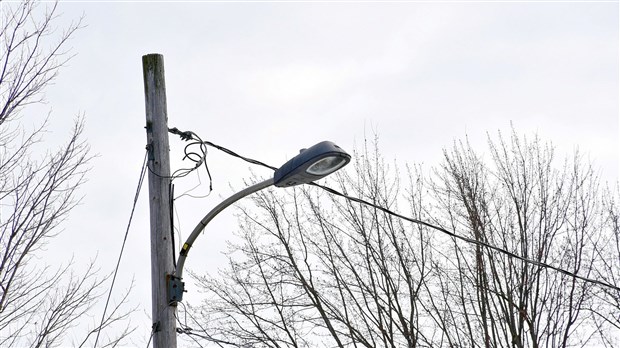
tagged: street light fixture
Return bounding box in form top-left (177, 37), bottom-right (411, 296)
top-left (169, 141), bottom-right (350, 304)
top-left (274, 141), bottom-right (350, 187)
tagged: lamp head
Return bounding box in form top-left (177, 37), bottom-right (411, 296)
top-left (274, 141), bottom-right (350, 188)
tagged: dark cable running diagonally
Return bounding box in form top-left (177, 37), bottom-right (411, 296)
top-left (168, 127), bottom-right (620, 293)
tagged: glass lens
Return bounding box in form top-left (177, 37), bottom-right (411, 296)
top-left (306, 156), bottom-right (347, 176)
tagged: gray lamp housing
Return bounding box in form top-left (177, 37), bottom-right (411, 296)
top-left (274, 141), bottom-right (351, 188)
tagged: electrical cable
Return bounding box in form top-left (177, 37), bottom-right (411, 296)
top-left (175, 302), bottom-right (227, 348)
top-left (174, 169), bottom-right (213, 200)
top-left (162, 130), bottom-right (620, 348)
top-left (184, 136), bottom-right (620, 293)
top-left (169, 126), bottom-right (276, 171)
top-left (93, 151), bottom-right (148, 348)
top-left (168, 127), bottom-right (214, 192)
top-left (308, 181), bottom-right (620, 293)
top-left (174, 302), bottom-right (207, 348)
top-left (201, 139), bottom-right (277, 171)
top-left (173, 200), bottom-right (184, 254)
top-left (167, 127), bottom-right (620, 293)
top-left (145, 328), bottom-right (154, 348)
top-left (147, 128), bottom-right (213, 188)
top-left (170, 184), bottom-right (177, 268)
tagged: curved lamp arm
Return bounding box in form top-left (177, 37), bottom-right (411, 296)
top-left (174, 178), bottom-right (274, 280)
top-left (167, 141), bottom-right (350, 304)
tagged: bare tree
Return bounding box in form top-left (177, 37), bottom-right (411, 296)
top-left (188, 132), bottom-right (618, 347)
top-left (589, 186), bottom-right (620, 347)
top-left (189, 137), bottom-right (435, 347)
top-left (0, 1), bottom-right (133, 346)
top-left (425, 131), bottom-right (608, 348)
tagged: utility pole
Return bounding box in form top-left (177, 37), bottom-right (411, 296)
top-left (142, 53), bottom-right (177, 348)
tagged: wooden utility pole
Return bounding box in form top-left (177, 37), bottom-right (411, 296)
top-left (142, 53), bottom-right (177, 348)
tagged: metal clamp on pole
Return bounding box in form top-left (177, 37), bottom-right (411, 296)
top-left (167, 274), bottom-right (185, 305)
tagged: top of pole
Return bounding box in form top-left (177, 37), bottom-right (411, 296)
top-left (142, 54), bottom-right (166, 110)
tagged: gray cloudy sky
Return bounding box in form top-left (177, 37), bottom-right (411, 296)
top-left (21, 1), bottom-right (619, 346)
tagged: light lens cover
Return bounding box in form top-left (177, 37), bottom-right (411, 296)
top-left (306, 156), bottom-right (348, 176)
top-left (273, 141), bottom-right (351, 188)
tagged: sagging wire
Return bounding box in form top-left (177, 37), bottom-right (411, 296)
top-left (94, 151), bottom-right (148, 348)
top-left (201, 139), bottom-right (277, 171)
top-left (147, 127), bottom-right (214, 199)
top-left (165, 131), bottom-right (620, 294)
top-left (170, 184), bottom-right (177, 268)
top-left (172, 194), bottom-right (184, 261)
top-left (145, 324), bottom-right (156, 348)
top-left (174, 302), bottom-right (206, 348)
top-left (168, 126), bottom-right (274, 201)
top-left (164, 128), bottom-right (216, 273)
top-left (170, 128), bottom-right (213, 188)
top-left (307, 181), bottom-right (620, 293)
top-left (175, 169), bottom-right (213, 200)
top-left (169, 127), bottom-right (276, 171)
top-left (175, 301), bottom-right (228, 347)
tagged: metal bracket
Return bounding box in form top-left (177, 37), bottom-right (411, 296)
top-left (146, 143), bottom-right (155, 161)
top-left (152, 321), bottom-right (160, 333)
top-left (167, 274), bottom-right (185, 305)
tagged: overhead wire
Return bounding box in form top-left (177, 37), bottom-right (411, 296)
top-left (170, 184), bottom-right (177, 268)
top-left (175, 302), bottom-right (227, 347)
top-left (308, 181), bottom-right (620, 292)
top-left (94, 151), bottom-right (148, 348)
top-left (168, 127), bottom-right (214, 188)
top-left (162, 126), bottom-right (620, 348)
top-left (172, 196), bottom-right (184, 257)
top-left (145, 323), bottom-right (156, 348)
top-left (147, 128), bottom-right (213, 190)
top-left (166, 128), bottom-right (215, 270)
top-left (174, 168), bottom-right (213, 200)
top-left (169, 126), bottom-right (276, 171)
top-left (175, 302), bottom-right (207, 348)
top-left (200, 139), bottom-right (277, 171)
top-left (167, 130), bottom-right (620, 294)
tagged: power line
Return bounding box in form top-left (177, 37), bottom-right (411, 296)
top-left (146, 323), bottom-right (156, 348)
top-left (174, 302), bottom-right (207, 348)
top-left (169, 127), bottom-right (276, 171)
top-left (201, 139), bottom-right (277, 171)
top-left (175, 302), bottom-right (228, 347)
top-left (94, 151), bottom-right (148, 348)
top-left (308, 181), bottom-right (620, 293)
top-left (148, 128), bottom-right (213, 187)
top-left (165, 128), bottom-right (620, 292)
top-left (168, 127), bottom-right (213, 189)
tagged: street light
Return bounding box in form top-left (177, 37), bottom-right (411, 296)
top-left (168, 141), bottom-right (350, 304)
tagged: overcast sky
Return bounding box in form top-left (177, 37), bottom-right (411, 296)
top-left (17, 1), bottom-right (619, 346)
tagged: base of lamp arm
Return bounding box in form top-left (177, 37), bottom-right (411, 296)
top-left (168, 178), bottom-right (275, 304)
